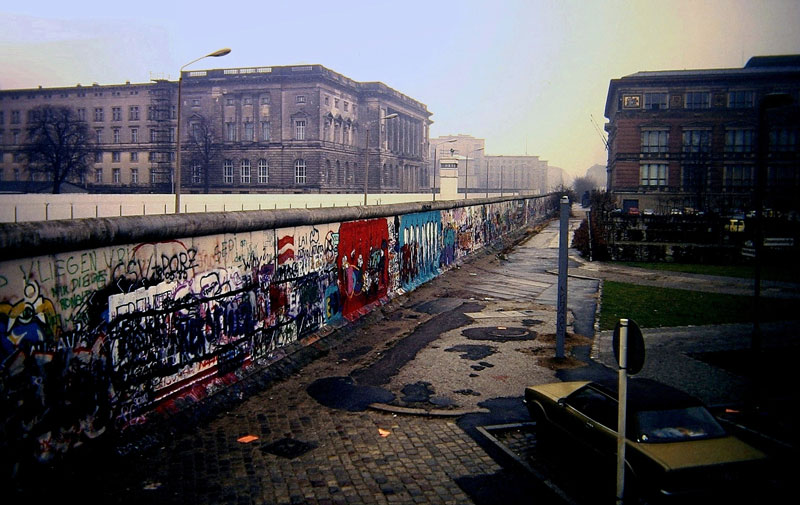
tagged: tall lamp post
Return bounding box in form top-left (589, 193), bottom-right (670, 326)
top-left (464, 147), bottom-right (484, 199)
top-left (175, 48), bottom-right (231, 214)
top-left (431, 138), bottom-right (457, 201)
top-left (364, 113), bottom-right (398, 206)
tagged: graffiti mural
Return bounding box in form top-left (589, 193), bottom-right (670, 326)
top-left (0, 196), bottom-right (558, 473)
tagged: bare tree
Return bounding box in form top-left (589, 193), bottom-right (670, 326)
top-left (24, 105), bottom-right (93, 193)
top-left (186, 114), bottom-right (222, 193)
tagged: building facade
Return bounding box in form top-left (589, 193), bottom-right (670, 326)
top-left (429, 135), bottom-right (548, 195)
top-left (0, 64), bottom-right (432, 194)
top-left (604, 55), bottom-right (800, 214)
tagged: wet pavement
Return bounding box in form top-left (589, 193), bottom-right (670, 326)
top-left (11, 209), bottom-right (800, 505)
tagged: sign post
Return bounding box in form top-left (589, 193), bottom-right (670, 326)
top-left (613, 318), bottom-right (644, 504)
top-left (556, 195), bottom-right (570, 358)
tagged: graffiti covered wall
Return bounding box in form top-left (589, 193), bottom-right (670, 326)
top-left (0, 196), bottom-right (557, 470)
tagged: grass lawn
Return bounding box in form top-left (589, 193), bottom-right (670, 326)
top-left (599, 281), bottom-right (800, 330)
top-left (615, 262), bottom-right (800, 283)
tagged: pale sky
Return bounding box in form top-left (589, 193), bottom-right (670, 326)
top-left (2, 0), bottom-right (799, 177)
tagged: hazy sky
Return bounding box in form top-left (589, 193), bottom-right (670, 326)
top-left (2, 0), bottom-right (799, 177)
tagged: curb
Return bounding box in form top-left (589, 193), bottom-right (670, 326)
top-left (368, 402), bottom-right (489, 417)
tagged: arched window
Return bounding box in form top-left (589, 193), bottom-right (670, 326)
top-left (337, 160), bottom-right (343, 185)
top-left (325, 159), bottom-right (332, 184)
top-left (295, 159), bottom-right (307, 184)
top-left (258, 159), bottom-right (268, 183)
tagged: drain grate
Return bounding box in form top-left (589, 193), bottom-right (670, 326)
top-left (261, 437), bottom-right (317, 459)
top-left (462, 326), bottom-right (535, 342)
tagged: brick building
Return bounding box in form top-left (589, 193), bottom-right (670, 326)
top-left (604, 55), bottom-right (800, 214)
top-left (0, 64), bottom-right (432, 194)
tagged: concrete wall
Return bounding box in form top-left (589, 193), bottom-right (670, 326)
top-left (0, 194), bottom-right (558, 471)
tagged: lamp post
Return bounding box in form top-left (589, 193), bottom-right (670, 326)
top-left (174, 48), bottom-right (231, 214)
top-left (464, 147), bottom-right (484, 199)
top-left (431, 138), bottom-right (457, 201)
top-left (364, 113), bottom-right (398, 206)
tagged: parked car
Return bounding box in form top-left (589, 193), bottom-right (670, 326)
top-left (524, 378), bottom-right (766, 503)
top-left (643, 208), bottom-right (655, 216)
top-left (627, 207), bottom-right (640, 216)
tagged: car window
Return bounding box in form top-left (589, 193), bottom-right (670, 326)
top-left (635, 406), bottom-right (727, 442)
top-left (565, 386), bottom-right (617, 429)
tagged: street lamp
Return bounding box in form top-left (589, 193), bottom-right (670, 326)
top-left (175, 48), bottom-right (231, 214)
top-left (431, 138), bottom-right (457, 201)
top-left (364, 113), bottom-right (398, 206)
top-left (464, 147), bottom-right (484, 199)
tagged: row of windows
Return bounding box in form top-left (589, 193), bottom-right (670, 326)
top-left (640, 127), bottom-right (797, 153)
top-left (0, 105), bottom-right (176, 126)
top-left (639, 163), bottom-right (796, 188)
top-left (218, 159), bottom-right (307, 184)
top-left (624, 90), bottom-right (767, 110)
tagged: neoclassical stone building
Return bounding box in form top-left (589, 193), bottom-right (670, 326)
top-left (0, 64), bottom-right (432, 195)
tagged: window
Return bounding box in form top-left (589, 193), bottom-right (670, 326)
top-left (641, 129), bottom-right (669, 154)
top-left (243, 122), bottom-right (254, 141)
top-left (95, 168), bottom-right (103, 183)
top-left (131, 127), bottom-right (138, 143)
top-left (261, 95), bottom-right (270, 105)
top-left (150, 169), bottom-right (158, 184)
top-left (112, 151), bottom-right (121, 163)
top-left (685, 92), bottom-right (710, 109)
top-left (113, 128), bottom-right (120, 143)
top-left (296, 95), bottom-right (306, 104)
top-left (0, 111), bottom-right (4, 124)
top-left (295, 120), bottom-right (306, 140)
top-left (241, 159), bottom-right (251, 183)
top-left (566, 387), bottom-right (617, 430)
top-left (724, 165), bottom-right (754, 189)
top-left (192, 162), bottom-right (202, 184)
top-left (95, 129), bottom-right (103, 143)
top-left (223, 159), bottom-right (233, 184)
top-left (192, 99), bottom-right (200, 107)
top-left (147, 106), bottom-right (156, 120)
top-left (644, 93), bottom-right (668, 110)
top-left (113, 168), bottom-right (120, 184)
top-left (769, 127), bottom-right (797, 152)
top-left (724, 129), bottom-right (754, 153)
top-left (169, 128), bottom-right (175, 142)
top-left (344, 101), bottom-right (349, 111)
top-left (94, 107), bottom-right (104, 121)
top-left (334, 98), bottom-right (339, 108)
top-left (112, 107), bottom-right (122, 121)
top-left (258, 159), bottom-right (268, 183)
top-left (190, 122), bottom-right (200, 142)
top-left (324, 96), bottom-right (329, 106)
top-left (295, 159), bottom-right (307, 184)
top-left (226, 123), bottom-right (236, 141)
top-left (148, 151), bottom-right (156, 162)
top-left (95, 151), bottom-right (103, 163)
top-left (12, 130), bottom-right (20, 145)
top-left (226, 98), bottom-right (235, 106)
top-left (682, 129), bottom-right (711, 154)
top-left (640, 163), bottom-right (668, 186)
top-left (11, 110), bottom-right (20, 124)
top-left (77, 108), bottom-right (86, 121)
top-left (243, 97), bottom-right (252, 105)
top-left (130, 151), bottom-right (138, 162)
top-left (129, 106), bottom-right (139, 121)
top-left (261, 121), bottom-right (271, 141)
top-left (728, 90), bottom-right (754, 109)
top-left (150, 129), bottom-right (157, 142)
top-left (171, 106), bottom-right (177, 119)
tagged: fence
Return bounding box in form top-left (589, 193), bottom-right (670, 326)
top-left (0, 193), bottom-right (559, 474)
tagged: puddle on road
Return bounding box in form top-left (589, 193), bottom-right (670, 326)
top-left (445, 344), bottom-right (497, 361)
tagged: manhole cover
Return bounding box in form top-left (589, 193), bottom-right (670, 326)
top-left (261, 437), bottom-right (317, 459)
top-left (462, 327), bottom-right (535, 342)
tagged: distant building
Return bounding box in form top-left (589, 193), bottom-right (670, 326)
top-left (429, 134), bottom-right (548, 195)
top-left (0, 65), bottom-right (432, 194)
top-left (604, 55), bottom-right (800, 214)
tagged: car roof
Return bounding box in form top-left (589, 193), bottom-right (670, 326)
top-left (586, 377), bottom-right (704, 412)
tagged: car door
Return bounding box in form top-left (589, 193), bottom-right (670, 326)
top-left (562, 385), bottom-right (619, 459)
